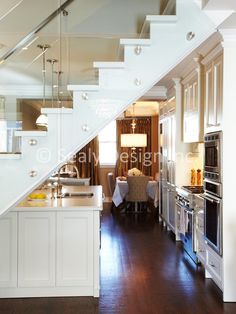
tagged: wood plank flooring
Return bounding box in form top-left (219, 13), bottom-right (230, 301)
top-left (0, 208), bottom-right (236, 314)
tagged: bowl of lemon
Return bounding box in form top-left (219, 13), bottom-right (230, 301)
top-left (28, 192), bottom-right (47, 201)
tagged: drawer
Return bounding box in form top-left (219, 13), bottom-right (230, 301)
top-left (206, 245), bottom-right (222, 288)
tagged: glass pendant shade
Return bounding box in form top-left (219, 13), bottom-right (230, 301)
top-left (36, 114), bottom-right (48, 127)
top-left (36, 44), bottom-right (50, 127)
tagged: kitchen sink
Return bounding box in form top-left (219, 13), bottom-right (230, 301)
top-left (59, 192), bottom-right (94, 198)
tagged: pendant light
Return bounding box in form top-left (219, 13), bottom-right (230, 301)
top-left (36, 44), bottom-right (50, 127)
top-left (120, 103), bottom-right (147, 149)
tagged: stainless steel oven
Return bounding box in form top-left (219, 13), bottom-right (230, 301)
top-left (204, 131), bottom-right (222, 182)
top-left (204, 179), bottom-right (222, 198)
top-left (202, 193), bottom-right (222, 256)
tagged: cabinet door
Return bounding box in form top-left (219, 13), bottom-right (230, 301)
top-left (205, 65), bottom-right (215, 129)
top-left (183, 75), bottom-right (201, 143)
top-left (18, 212), bottom-right (55, 287)
top-left (56, 212), bottom-right (94, 287)
top-left (0, 212), bottom-right (17, 288)
top-left (205, 54), bottom-right (223, 132)
top-left (213, 55), bottom-right (223, 127)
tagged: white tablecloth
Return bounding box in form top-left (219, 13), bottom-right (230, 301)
top-left (112, 178), bottom-right (159, 207)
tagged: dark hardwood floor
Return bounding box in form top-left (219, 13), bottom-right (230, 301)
top-left (1, 206), bottom-right (236, 314)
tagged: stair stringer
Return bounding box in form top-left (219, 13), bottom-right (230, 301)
top-left (0, 0), bottom-right (229, 216)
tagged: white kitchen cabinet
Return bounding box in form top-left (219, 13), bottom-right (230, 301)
top-left (0, 212), bottom-right (17, 288)
top-left (56, 211), bottom-right (94, 287)
top-left (205, 244), bottom-right (222, 290)
top-left (182, 58), bottom-right (204, 143)
top-left (204, 52), bottom-right (223, 133)
top-left (159, 99), bottom-right (176, 229)
top-left (18, 212), bottom-right (56, 287)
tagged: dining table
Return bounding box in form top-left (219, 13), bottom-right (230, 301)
top-left (112, 177), bottom-right (159, 208)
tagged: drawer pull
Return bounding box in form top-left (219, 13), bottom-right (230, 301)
top-left (210, 263), bottom-right (216, 268)
top-left (199, 249), bottom-right (205, 253)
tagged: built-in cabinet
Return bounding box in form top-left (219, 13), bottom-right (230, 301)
top-left (159, 99), bottom-right (176, 230)
top-left (203, 46), bottom-right (223, 133)
top-left (0, 208), bottom-right (100, 298)
top-left (205, 244), bottom-right (222, 290)
top-left (18, 212), bottom-right (55, 288)
top-left (0, 212), bottom-right (17, 288)
top-left (182, 57), bottom-right (204, 143)
top-left (56, 211), bottom-right (94, 287)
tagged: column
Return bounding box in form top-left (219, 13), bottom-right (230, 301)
top-left (220, 28), bottom-right (236, 302)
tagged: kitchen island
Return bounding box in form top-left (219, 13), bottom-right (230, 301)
top-left (0, 185), bottom-right (103, 298)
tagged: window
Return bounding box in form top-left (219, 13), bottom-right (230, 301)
top-left (98, 120), bottom-right (117, 166)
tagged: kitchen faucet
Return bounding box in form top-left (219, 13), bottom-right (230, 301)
top-left (56, 162), bottom-right (79, 196)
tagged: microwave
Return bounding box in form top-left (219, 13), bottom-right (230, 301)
top-left (204, 131), bottom-right (222, 182)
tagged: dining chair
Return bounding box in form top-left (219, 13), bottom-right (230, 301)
top-left (125, 176), bottom-right (149, 213)
top-left (107, 172), bottom-right (115, 196)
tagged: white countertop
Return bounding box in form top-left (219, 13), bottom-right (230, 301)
top-left (13, 185), bottom-right (103, 212)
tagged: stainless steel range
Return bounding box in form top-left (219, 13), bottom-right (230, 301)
top-left (176, 185), bottom-right (204, 263)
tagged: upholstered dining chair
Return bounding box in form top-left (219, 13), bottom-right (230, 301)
top-left (107, 172), bottom-right (115, 196)
top-left (125, 176), bottom-right (149, 213)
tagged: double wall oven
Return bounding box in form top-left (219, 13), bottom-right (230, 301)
top-left (203, 131), bottom-right (223, 256)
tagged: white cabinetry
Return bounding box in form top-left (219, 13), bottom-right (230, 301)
top-left (56, 212), bottom-right (93, 287)
top-left (0, 212), bottom-right (17, 288)
top-left (205, 244), bottom-right (222, 289)
top-left (159, 99), bottom-right (176, 229)
top-left (0, 204), bottom-right (101, 298)
top-left (182, 58), bottom-right (204, 143)
top-left (203, 46), bottom-right (223, 133)
top-left (18, 212), bottom-right (55, 287)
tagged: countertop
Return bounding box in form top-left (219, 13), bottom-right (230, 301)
top-left (13, 185), bottom-right (103, 212)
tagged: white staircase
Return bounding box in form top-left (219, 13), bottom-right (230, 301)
top-left (0, 0), bottom-right (231, 215)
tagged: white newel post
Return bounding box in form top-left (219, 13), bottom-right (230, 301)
top-left (220, 29), bottom-right (236, 302)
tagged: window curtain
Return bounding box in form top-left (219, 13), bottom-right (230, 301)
top-left (115, 118), bottom-right (152, 177)
top-left (75, 137), bottom-right (100, 185)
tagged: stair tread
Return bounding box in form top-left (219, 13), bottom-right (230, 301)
top-left (15, 131), bottom-right (47, 137)
top-left (120, 38), bottom-right (151, 46)
top-left (0, 152), bottom-right (21, 160)
top-left (68, 84), bottom-right (100, 91)
top-left (146, 15), bottom-right (177, 23)
top-left (93, 62), bottom-right (125, 69)
top-left (42, 108), bottom-right (73, 114)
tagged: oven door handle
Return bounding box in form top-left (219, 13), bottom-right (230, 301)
top-left (200, 194), bottom-right (220, 204)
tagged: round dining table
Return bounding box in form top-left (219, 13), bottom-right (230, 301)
top-left (112, 177), bottom-right (159, 207)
